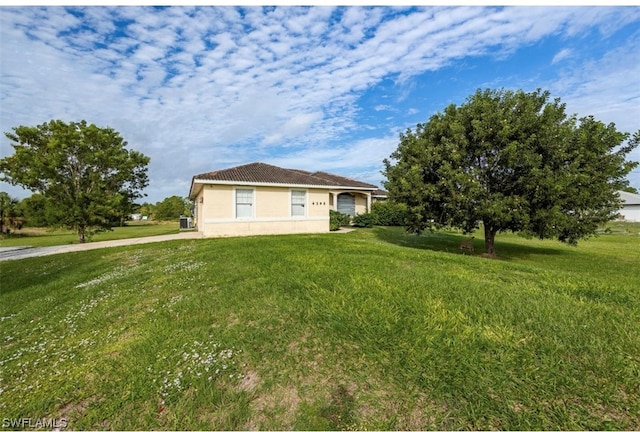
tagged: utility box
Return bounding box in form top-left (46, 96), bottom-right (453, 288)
top-left (179, 216), bottom-right (192, 230)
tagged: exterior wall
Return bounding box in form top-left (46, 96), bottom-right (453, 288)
top-left (202, 219), bottom-right (329, 237)
top-left (255, 186), bottom-right (288, 218)
top-left (200, 185), bottom-right (331, 237)
top-left (354, 193), bottom-right (368, 215)
top-left (619, 205), bottom-right (640, 222)
top-left (307, 189), bottom-right (331, 218)
top-left (204, 185), bottom-right (234, 219)
top-left (193, 190), bottom-right (203, 231)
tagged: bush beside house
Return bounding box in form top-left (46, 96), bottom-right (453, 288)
top-left (333, 201), bottom-right (408, 230)
top-left (330, 210), bottom-right (351, 231)
top-left (370, 201), bottom-right (407, 226)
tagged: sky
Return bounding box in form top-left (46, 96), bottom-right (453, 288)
top-left (1, 5), bottom-right (639, 204)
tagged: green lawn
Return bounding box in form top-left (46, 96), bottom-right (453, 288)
top-left (1, 226), bottom-right (639, 430)
top-left (0, 221), bottom-right (180, 248)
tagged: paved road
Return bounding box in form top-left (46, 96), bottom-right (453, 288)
top-left (0, 231), bottom-right (203, 262)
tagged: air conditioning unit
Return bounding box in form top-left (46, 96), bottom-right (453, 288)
top-left (179, 216), bottom-right (192, 230)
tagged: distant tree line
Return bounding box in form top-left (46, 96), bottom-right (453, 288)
top-left (137, 196), bottom-right (193, 221)
top-left (0, 192), bottom-right (193, 234)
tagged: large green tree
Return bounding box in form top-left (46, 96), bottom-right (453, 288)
top-left (154, 195), bottom-right (192, 221)
top-left (0, 120), bottom-right (150, 242)
top-left (383, 88), bottom-right (639, 256)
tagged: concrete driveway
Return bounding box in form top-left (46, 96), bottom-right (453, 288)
top-left (0, 231), bottom-right (203, 262)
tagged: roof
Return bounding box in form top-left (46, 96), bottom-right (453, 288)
top-left (619, 190), bottom-right (640, 205)
top-left (193, 162), bottom-right (335, 186)
top-left (190, 162), bottom-right (378, 197)
top-left (307, 171), bottom-right (379, 189)
top-left (372, 188), bottom-right (388, 197)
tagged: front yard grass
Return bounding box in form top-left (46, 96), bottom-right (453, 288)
top-left (1, 226), bottom-right (638, 430)
top-left (0, 221), bottom-right (179, 248)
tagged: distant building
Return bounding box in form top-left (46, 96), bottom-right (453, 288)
top-left (618, 190), bottom-right (640, 222)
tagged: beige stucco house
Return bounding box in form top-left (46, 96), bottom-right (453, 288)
top-left (188, 162), bottom-right (382, 237)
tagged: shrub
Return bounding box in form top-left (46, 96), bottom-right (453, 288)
top-left (370, 201), bottom-right (408, 226)
top-left (330, 210), bottom-right (351, 231)
top-left (352, 212), bottom-right (377, 228)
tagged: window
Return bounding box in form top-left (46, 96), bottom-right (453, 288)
top-left (236, 188), bottom-right (253, 218)
top-left (291, 190), bottom-right (306, 216)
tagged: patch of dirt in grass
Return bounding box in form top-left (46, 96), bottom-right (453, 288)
top-left (356, 387), bottom-right (447, 430)
top-left (55, 396), bottom-right (99, 429)
top-left (244, 383), bottom-right (301, 430)
top-left (403, 395), bottom-right (444, 430)
top-left (226, 312), bottom-right (241, 327)
top-left (103, 329), bottom-right (140, 359)
top-left (511, 401), bottom-right (524, 413)
top-left (253, 332), bottom-right (449, 429)
top-left (238, 370), bottom-right (261, 392)
top-left (590, 401), bottom-right (639, 429)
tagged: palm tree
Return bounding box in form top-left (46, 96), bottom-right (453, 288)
top-left (0, 192), bottom-right (20, 235)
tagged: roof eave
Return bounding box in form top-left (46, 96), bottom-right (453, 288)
top-left (189, 178), bottom-right (203, 199)
top-left (192, 178), bottom-right (377, 191)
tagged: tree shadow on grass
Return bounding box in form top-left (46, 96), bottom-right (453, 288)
top-left (371, 226), bottom-right (575, 261)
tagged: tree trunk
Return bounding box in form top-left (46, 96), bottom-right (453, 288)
top-left (484, 224), bottom-right (497, 257)
top-left (78, 226), bottom-right (86, 243)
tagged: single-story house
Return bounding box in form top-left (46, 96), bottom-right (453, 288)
top-left (617, 190), bottom-right (640, 222)
top-left (188, 162), bottom-right (384, 237)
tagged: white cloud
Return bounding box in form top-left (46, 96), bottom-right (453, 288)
top-left (548, 38), bottom-right (640, 135)
top-left (1, 6), bottom-right (639, 201)
top-left (267, 134), bottom-right (398, 188)
top-left (374, 104), bottom-right (393, 111)
top-left (552, 48), bottom-right (572, 64)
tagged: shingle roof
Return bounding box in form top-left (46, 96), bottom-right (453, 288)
top-left (192, 162), bottom-right (377, 189)
top-left (193, 162), bottom-right (329, 186)
top-left (308, 171), bottom-right (378, 189)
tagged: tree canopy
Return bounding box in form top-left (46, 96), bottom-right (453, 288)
top-left (0, 120), bottom-right (150, 242)
top-left (383, 88), bottom-right (639, 256)
top-left (153, 195), bottom-right (192, 221)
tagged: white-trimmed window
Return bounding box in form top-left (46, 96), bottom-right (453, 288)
top-left (236, 188), bottom-right (254, 218)
top-left (291, 190), bottom-right (306, 217)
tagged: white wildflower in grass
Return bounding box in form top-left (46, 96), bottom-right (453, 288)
top-left (167, 295), bottom-right (184, 307)
top-left (164, 261), bottom-right (204, 273)
top-left (61, 290), bottom-right (115, 335)
top-left (74, 264), bottom-right (139, 288)
top-left (0, 286), bottom-right (123, 408)
top-left (154, 338), bottom-right (243, 405)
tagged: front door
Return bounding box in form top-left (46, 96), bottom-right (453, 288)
top-left (337, 193), bottom-right (355, 217)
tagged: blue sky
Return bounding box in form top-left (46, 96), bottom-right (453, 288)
top-left (1, 5), bottom-right (639, 204)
